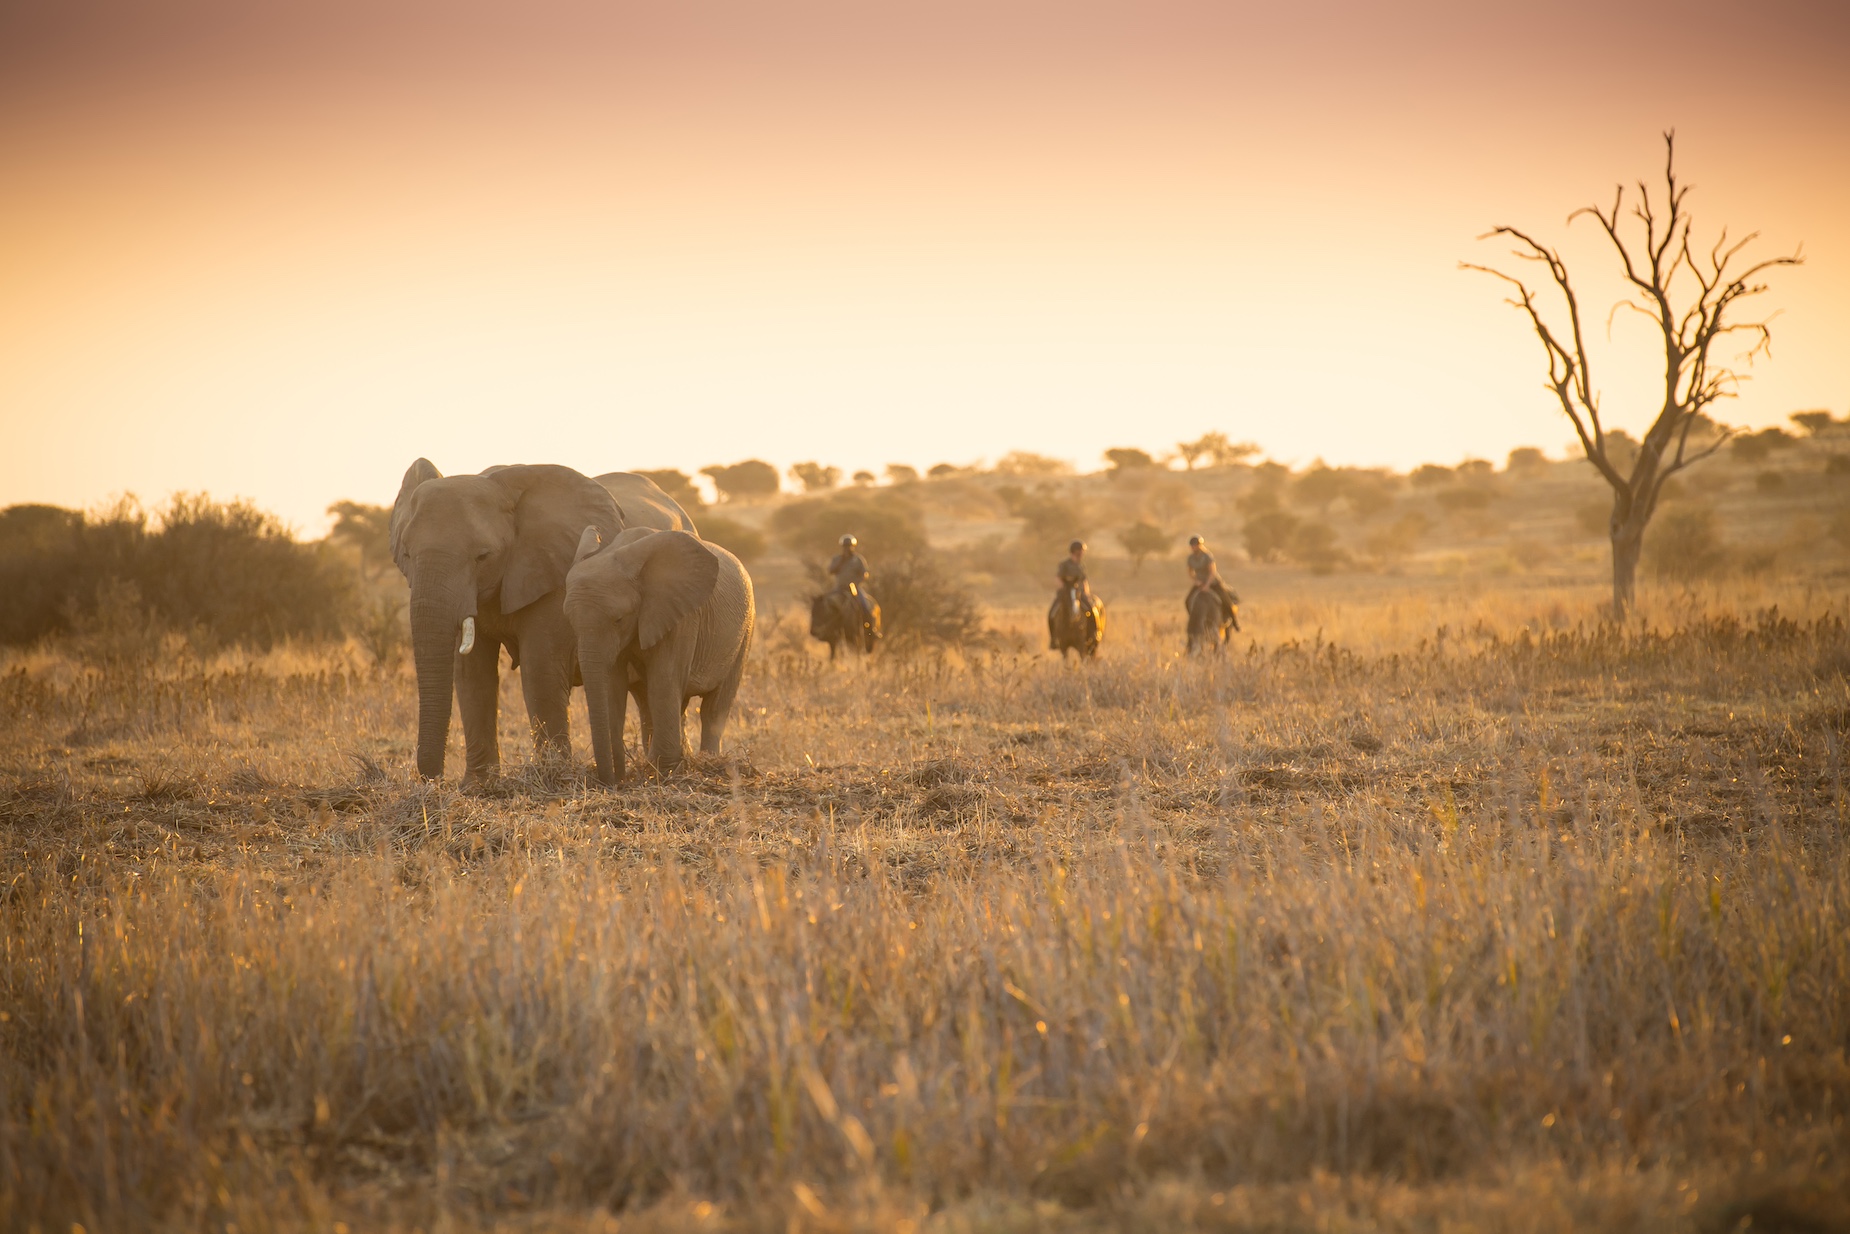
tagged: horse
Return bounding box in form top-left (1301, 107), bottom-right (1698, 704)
top-left (1185, 585), bottom-right (1238, 654)
top-left (1049, 584), bottom-right (1105, 658)
top-left (810, 585), bottom-right (881, 659)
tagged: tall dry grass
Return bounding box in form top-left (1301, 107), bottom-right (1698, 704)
top-left (1, 588), bottom-right (1847, 1231)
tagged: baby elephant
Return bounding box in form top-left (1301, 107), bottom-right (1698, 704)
top-left (565, 526), bottom-right (754, 783)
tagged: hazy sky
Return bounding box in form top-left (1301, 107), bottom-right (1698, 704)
top-left (3, 0), bottom-right (1846, 532)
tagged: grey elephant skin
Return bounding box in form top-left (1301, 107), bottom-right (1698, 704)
top-left (565, 527), bottom-right (754, 783)
top-left (389, 461), bottom-right (698, 783)
top-left (594, 472), bottom-right (700, 536)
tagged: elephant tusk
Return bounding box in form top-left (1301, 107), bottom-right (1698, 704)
top-left (458, 616), bottom-right (476, 655)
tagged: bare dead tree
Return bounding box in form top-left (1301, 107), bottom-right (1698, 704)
top-left (1464, 132), bottom-right (1802, 616)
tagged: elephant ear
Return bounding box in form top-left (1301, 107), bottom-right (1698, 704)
top-left (493, 465), bottom-right (623, 614)
top-left (634, 531), bottom-right (720, 650)
top-left (573, 526), bottom-right (603, 565)
top-left (388, 458), bottom-right (443, 577)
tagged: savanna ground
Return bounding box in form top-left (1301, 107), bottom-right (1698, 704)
top-left (3, 573), bottom-right (1848, 1233)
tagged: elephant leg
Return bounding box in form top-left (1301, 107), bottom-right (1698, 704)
top-left (582, 656), bottom-right (626, 785)
top-left (455, 641), bottom-right (502, 784)
top-left (645, 658), bottom-right (688, 770)
top-left (698, 650), bottom-right (747, 754)
top-left (629, 670), bottom-right (654, 756)
top-left (517, 615), bottom-right (574, 763)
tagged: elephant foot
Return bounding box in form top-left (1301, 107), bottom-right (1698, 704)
top-left (459, 768), bottom-right (502, 794)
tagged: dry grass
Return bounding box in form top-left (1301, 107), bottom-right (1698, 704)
top-left (2, 584), bottom-right (1848, 1232)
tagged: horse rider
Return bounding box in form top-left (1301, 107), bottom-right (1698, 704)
top-left (1186, 534), bottom-right (1237, 624)
top-left (1049, 540), bottom-right (1092, 648)
top-left (827, 534), bottom-right (876, 625)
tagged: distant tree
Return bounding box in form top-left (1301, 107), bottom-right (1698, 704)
top-left (992, 451), bottom-right (1073, 476)
top-left (1175, 434), bottom-right (1214, 470)
top-left (1456, 459), bottom-right (1495, 481)
top-left (1103, 447), bottom-right (1157, 473)
top-left (1242, 509), bottom-right (1300, 563)
top-left (1364, 511), bottom-right (1430, 564)
top-left (701, 460), bottom-right (781, 503)
top-left (769, 490), bottom-right (929, 564)
top-left (326, 501), bottom-right (393, 581)
top-left (1506, 447), bottom-right (1549, 475)
top-left (633, 469), bottom-right (706, 512)
top-left (1210, 438), bottom-right (1262, 467)
top-left (1409, 464), bottom-right (1455, 488)
top-left (789, 461), bottom-right (841, 493)
top-left (1789, 410), bottom-right (1840, 436)
top-left (851, 470), bottom-right (876, 486)
top-left (1009, 489), bottom-right (1091, 556)
top-left (1287, 522), bottom-right (1348, 574)
top-left (1117, 520), bottom-right (1171, 574)
top-left (698, 515), bottom-right (767, 563)
top-left (885, 463), bottom-right (920, 485)
top-left (1466, 131), bottom-right (1802, 615)
top-left (1730, 427), bottom-right (1796, 463)
top-left (926, 463), bottom-right (964, 479)
top-left (1647, 507), bottom-right (1728, 582)
top-left (1293, 466), bottom-right (1346, 512)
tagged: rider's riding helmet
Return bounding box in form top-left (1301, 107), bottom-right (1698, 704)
top-left (1069, 540), bottom-right (1086, 553)
top-left (840, 535), bottom-right (858, 548)
top-left (1188, 535), bottom-right (1204, 548)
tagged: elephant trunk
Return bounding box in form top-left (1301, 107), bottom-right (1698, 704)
top-left (408, 553), bottom-right (476, 780)
top-left (580, 649), bottom-right (623, 785)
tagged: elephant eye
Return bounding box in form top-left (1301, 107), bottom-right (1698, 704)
top-left (475, 551), bottom-right (491, 562)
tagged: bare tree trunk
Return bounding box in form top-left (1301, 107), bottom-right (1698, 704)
top-left (1610, 520), bottom-right (1645, 619)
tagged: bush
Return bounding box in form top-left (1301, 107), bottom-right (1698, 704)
top-left (998, 487), bottom-right (1091, 556)
top-left (885, 464), bottom-right (920, 485)
top-left (1575, 501), bottom-right (1610, 539)
top-left (991, 452), bottom-right (1072, 477)
top-left (875, 552), bottom-right (986, 651)
top-left (699, 515), bottom-right (768, 564)
top-left (0, 495), bottom-right (355, 649)
top-left (1117, 520), bottom-right (1171, 574)
top-left (1288, 522), bottom-right (1349, 574)
top-left (1364, 512), bottom-right (1429, 564)
top-left (1436, 488), bottom-right (1494, 513)
top-left (1648, 507), bottom-right (1729, 583)
top-left (1242, 510), bottom-right (1300, 563)
top-left (1755, 470), bottom-right (1787, 493)
top-left (769, 490), bottom-right (929, 565)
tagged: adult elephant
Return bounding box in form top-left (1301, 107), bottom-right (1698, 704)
top-left (593, 472), bottom-right (700, 536)
top-left (565, 527), bottom-right (754, 783)
top-left (390, 459), bottom-right (624, 784)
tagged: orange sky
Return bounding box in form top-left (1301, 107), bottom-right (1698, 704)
top-left (2, 0), bottom-right (1846, 532)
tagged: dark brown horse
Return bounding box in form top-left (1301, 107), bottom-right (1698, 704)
top-left (810, 586), bottom-right (881, 659)
top-left (1050, 584), bottom-right (1105, 658)
top-left (1186, 586), bottom-right (1238, 654)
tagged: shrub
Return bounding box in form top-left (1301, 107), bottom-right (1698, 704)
top-left (1755, 470), bottom-right (1786, 493)
top-left (1575, 501), bottom-right (1610, 539)
top-left (999, 487), bottom-right (1091, 556)
top-left (0, 505), bottom-right (88, 645)
top-left (1731, 428), bottom-right (1796, 463)
top-left (1242, 510), bottom-right (1300, 563)
top-left (1436, 488), bottom-right (1494, 513)
top-left (850, 471), bottom-right (876, 486)
top-left (1648, 507), bottom-right (1728, 582)
top-left (1364, 512), bottom-right (1429, 564)
top-left (700, 460), bottom-right (781, 503)
top-left (770, 490), bottom-right (928, 566)
top-left (1117, 520), bottom-right (1171, 574)
top-left (1288, 522), bottom-right (1348, 574)
top-left (0, 495), bottom-right (354, 649)
top-left (885, 464), bottom-right (920, 485)
top-left (875, 552), bottom-right (986, 651)
top-left (1293, 467), bottom-right (1345, 511)
top-left (699, 516), bottom-right (768, 564)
